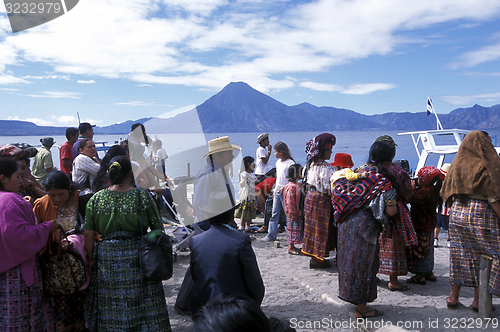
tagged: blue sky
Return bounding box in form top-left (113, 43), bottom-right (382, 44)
top-left (1, 0), bottom-right (500, 127)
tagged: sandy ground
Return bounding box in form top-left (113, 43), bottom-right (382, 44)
top-left (162, 216), bottom-right (500, 332)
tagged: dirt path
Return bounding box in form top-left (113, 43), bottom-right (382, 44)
top-left (163, 220), bottom-right (500, 332)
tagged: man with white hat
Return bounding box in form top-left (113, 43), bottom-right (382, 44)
top-left (189, 191), bottom-right (264, 314)
top-left (255, 133), bottom-right (272, 183)
top-left (174, 136), bottom-right (243, 315)
top-left (193, 136), bottom-right (241, 232)
top-left (32, 137), bottom-right (57, 185)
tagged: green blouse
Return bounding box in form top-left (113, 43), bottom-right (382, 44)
top-left (83, 189), bottom-right (161, 235)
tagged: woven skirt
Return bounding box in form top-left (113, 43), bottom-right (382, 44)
top-left (84, 231), bottom-right (171, 332)
top-left (449, 198), bottom-right (500, 296)
top-left (301, 191), bottom-right (331, 261)
top-left (408, 231), bottom-right (434, 274)
top-left (338, 209), bottom-right (383, 305)
top-left (378, 219), bottom-right (408, 276)
top-left (286, 215), bottom-right (303, 245)
top-left (0, 264), bottom-right (54, 332)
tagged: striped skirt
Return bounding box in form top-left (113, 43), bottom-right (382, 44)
top-left (449, 198), bottom-right (500, 296)
top-left (338, 209), bottom-right (383, 305)
top-left (286, 215), bottom-right (303, 245)
top-left (408, 231), bottom-right (434, 274)
top-left (301, 191), bottom-right (331, 261)
top-left (378, 219), bottom-right (408, 276)
top-left (0, 264), bottom-right (54, 332)
top-left (84, 231), bottom-right (171, 332)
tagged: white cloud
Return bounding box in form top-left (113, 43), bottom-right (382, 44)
top-left (6, 114), bottom-right (95, 126)
top-left (441, 92), bottom-right (500, 105)
top-left (464, 71), bottom-right (500, 78)
top-left (0, 74), bottom-right (28, 84)
top-left (449, 39), bottom-right (500, 68)
top-left (25, 91), bottom-right (82, 98)
top-left (116, 101), bottom-right (172, 106)
top-left (137, 84), bottom-right (151, 87)
top-left (56, 115), bottom-right (78, 123)
top-left (1, 0), bottom-right (500, 92)
top-left (341, 83), bottom-right (397, 95)
top-left (300, 81), bottom-right (396, 95)
top-left (22, 75), bottom-right (71, 80)
top-left (0, 87), bottom-right (19, 91)
top-left (77, 79), bottom-right (96, 84)
top-left (156, 104), bottom-right (196, 118)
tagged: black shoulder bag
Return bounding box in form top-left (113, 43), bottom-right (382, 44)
top-left (136, 188), bottom-right (173, 281)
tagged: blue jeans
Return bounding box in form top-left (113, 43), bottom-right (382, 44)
top-left (266, 191), bottom-right (285, 240)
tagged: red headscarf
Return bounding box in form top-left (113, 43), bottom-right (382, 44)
top-left (417, 166), bottom-right (444, 187)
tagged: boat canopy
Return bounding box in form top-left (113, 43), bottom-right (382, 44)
top-left (398, 129), bottom-right (470, 174)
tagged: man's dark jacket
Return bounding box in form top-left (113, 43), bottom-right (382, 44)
top-left (189, 224), bottom-right (265, 313)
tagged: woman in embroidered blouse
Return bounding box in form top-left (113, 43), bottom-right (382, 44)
top-left (83, 156), bottom-right (171, 331)
top-left (0, 158), bottom-right (58, 331)
top-left (301, 133), bottom-right (336, 268)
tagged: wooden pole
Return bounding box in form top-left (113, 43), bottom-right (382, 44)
top-left (187, 163), bottom-right (191, 178)
top-left (479, 255), bottom-right (493, 318)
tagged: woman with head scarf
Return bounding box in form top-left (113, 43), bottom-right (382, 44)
top-left (407, 166), bottom-right (444, 285)
top-left (441, 131), bottom-right (500, 311)
top-left (301, 133), bottom-right (336, 268)
top-left (331, 141), bottom-right (399, 318)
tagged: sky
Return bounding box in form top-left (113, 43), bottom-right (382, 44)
top-left (1, 0), bottom-right (500, 127)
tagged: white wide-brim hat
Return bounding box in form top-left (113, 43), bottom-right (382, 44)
top-left (256, 133), bottom-right (269, 144)
top-left (440, 163), bottom-right (452, 175)
top-left (199, 191), bottom-right (239, 215)
top-left (202, 136), bottom-right (241, 158)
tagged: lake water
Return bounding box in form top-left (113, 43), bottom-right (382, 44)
top-left (3, 129), bottom-right (500, 196)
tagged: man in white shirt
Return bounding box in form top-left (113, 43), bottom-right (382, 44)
top-left (255, 133), bottom-right (272, 183)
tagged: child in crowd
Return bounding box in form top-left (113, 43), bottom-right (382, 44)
top-left (282, 164), bottom-right (303, 255)
top-left (330, 153), bottom-right (368, 184)
top-left (235, 156), bottom-right (257, 232)
top-left (434, 163), bottom-right (451, 247)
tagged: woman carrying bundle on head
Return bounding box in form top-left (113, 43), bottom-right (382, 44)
top-left (83, 156), bottom-right (171, 331)
top-left (331, 141), bottom-right (400, 318)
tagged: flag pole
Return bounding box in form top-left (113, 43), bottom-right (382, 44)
top-left (427, 98), bottom-right (443, 130)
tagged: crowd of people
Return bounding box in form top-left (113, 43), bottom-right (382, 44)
top-left (0, 126), bottom-right (499, 331)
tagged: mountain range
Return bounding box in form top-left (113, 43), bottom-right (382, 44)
top-left (1, 82), bottom-right (500, 136)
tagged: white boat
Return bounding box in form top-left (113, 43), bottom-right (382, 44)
top-left (398, 128), bottom-right (500, 175)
